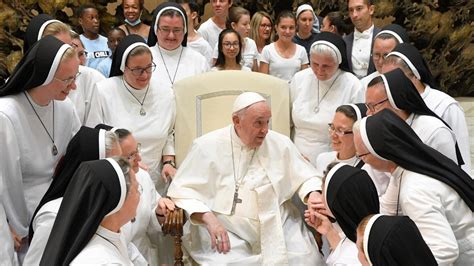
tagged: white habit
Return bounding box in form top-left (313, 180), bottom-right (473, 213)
top-left (122, 168), bottom-right (163, 266)
top-left (381, 167), bottom-right (474, 265)
top-left (421, 85), bottom-right (472, 174)
top-left (290, 68), bottom-right (364, 166)
top-left (168, 125), bottom-right (324, 265)
top-left (0, 93), bottom-right (80, 238)
top-left (0, 173), bottom-right (17, 265)
top-left (71, 226), bottom-right (133, 265)
top-left (150, 45), bottom-right (209, 90)
top-left (86, 77), bottom-right (176, 193)
top-left (69, 65), bottom-right (105, 124)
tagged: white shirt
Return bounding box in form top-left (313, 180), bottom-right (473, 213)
top-left (290, 68), bottom-right (364, 165)
top-left (168, 125), bottom-right (323, 265)
top-left (382, 167), bottom-right (474, 265)
top-left (326, 236), bottom-right (361, 266)
top-left (210, 66), bottom-right (251, 72)
top-left (351, 25), bottom-right (375, 78)
top-left (71, 226), bottom-right (133, 265)
top-left (261, 43), bottom-right (309, 82)
top-left (421, 85), bottom-right (472, 174)
top-left (70, 65), bottom-right (105, 124)
top-left (0, 175), bottom-right (17, 265)
top-left (197, 18), bottom-right (224, 49)
top-left (187, 34), bottom-right (213, 67)
top-left (0, 93), bottom-right (80, 237)
top-left (86, 77), bottom-right (176, 193)
top-left (212, 37), bottom-right (259, 70)
top-left (150, 45), bottom-right (209, 90)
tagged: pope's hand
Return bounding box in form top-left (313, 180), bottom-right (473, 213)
top-left (156, 197), bottom-right (175, 216)
top-left (202, 212), bottom-right (230, 254)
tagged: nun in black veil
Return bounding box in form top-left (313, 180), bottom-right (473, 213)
top-left (383, 42), bottom-right (471, 174)
top-left (305, 162), bottom-right (379, 265)
top-left (353, 109), bottom-right (474, 265)
top-left (23, 126), bottom-right (121, 265)
top-left (40, 157), bottom-right (140, 265)
top-left (356, 214), bottom-right (437, 266)
top-left (366, 68), bottom-right (461, 168)
top-left (0, 35), bottom-right (80, 257)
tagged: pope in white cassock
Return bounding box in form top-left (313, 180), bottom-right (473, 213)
top-left (168, 92), bottom-right (324, 265)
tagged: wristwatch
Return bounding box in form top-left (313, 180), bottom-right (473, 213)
top-left (163, 160), bottom-right (176, 168)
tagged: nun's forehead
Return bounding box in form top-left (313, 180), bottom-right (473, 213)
top-left (157, 9), bottom-right (185, 26)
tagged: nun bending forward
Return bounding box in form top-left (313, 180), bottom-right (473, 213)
top-left (0, 36), bottom-right (81, 258)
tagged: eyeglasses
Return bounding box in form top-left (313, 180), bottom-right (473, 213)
top-left (158, 27), bottom-right (184, 35)
top-left (54, 72), bottom-right (81, 86)
top-left (222, 42), bottom-right (240, 49)
top-left (372, 52), bottom-right (389, 61)
top-left (365, 98), bottom-right (389, 113)
top-left (127, 143), bottom-right (142, 161)
top-left (328, 123), bottom-right (353, 136)
top-left (259, 24), bottom-right (272, 29)
top-left (126, 63), bottom-right (156, 76)
top-left (356, 152), bottom-right (371, 159)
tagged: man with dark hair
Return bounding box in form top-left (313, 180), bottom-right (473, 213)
top-left (343, 0), bottom-right (380, 78)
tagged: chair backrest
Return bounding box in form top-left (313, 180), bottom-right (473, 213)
top-left (174, 70), bottom-right (290, 166)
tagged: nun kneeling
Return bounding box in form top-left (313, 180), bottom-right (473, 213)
top-left (40, 157), bottom-right (140, 265)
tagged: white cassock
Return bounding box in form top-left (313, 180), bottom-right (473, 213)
top-left (69, 65), bottom-right (105, 124)
top-left (25, 198), bottom-right (147, 265)
top-left (71, 226), bottom-right (133, 265)
top-left (0, 93), bottom-right (80, 238)
top-left (86, 77), bottom-right (176, 194)
top-left (407, 113), bottom-right (458, 164)
top-left (150, 45), bottom-right (209, 90)
top-left (290, 68), bottom-right (364, 166)
top-left (421, 85), bottom-right (472, 174)
top-left (122, 168), bottom-right (163, 266)
top-left (381, 167), bottom-right (474, 265)
top-left (168, 125), bottom-right (324, 265)
top-left (316, 151), bottom-right (390, 196)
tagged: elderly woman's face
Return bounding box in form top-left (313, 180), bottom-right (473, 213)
top-left (123, 52), bottom-right (153, 89)
top-left (46, 54), bottom-right (80, 102)
top-left (156, 15), bottom-right (185, 50)
top-left (310, 52), bottom-right (339, 81)
top-left (121, 169), bottom-right (141, 223)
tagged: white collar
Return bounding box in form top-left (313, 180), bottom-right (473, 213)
top-left (355, 24), bottom-right (374, 35)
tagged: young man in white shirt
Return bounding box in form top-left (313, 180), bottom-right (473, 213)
top-left (343, 0), bottom-right (380, 78)
top-left (198, 0), bottom-right (232, 49)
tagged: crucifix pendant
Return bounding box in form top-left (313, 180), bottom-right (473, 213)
top-left (230, 188), bottom-right (242, 215)
top-left (140, 107), bottom-right (146, 116)
top-left (52, 144), bottom-right (58, 156)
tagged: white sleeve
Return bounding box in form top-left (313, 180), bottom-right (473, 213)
top-left (162, 95), bottom-right (176, 156)
top-left (23, 211), bottom-right (56, 265)
top-left (212, 43), bottom-right (218, 59)
top-left (401, 181), bottom-right (459, 265)
top-left (0, 113), bottom-right (28, 237)
top-left (298, 46), bottom-right (309, 65)
top-left (85, 83), bottom-right (107, 128)
top-left (260, 45), bottom-right (271, 64)
top-left (379, 175), bottom-right (400, 216)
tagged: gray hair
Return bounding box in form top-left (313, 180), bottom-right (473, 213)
top-left (383, 55), bottom-right (416, 79)
top-left (310, 43), bottom-right (338, 64)
top-left (111, 156), bottom-right (132, 193)
top-left (105, 131), bottom-right (120, 156)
